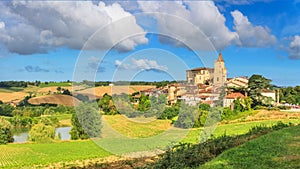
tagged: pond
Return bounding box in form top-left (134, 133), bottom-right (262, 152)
top-left (13, 127), bottom-right (72, 143)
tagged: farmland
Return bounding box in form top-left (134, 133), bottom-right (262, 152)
top-left (0, 141), bottom-right (111, 168)
top-left (0, 114), bottom-right (299, 168)
top-left (28, 95), bottom-right (81, 106)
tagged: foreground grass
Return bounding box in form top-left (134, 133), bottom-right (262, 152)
top-left (0, 141), bottom-right (111, 168)
top-left (201, 124), bottom-right (300, 169)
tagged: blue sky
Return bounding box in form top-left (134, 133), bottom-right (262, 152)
top-left (0, 1), bottom-right (300, 86)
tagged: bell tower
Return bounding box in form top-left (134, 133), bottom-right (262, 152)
top-left (213, 53), bottom-right (227, 87)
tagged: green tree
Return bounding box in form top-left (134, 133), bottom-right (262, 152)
top-left (28, 122), bottom-right (55, 143)
top-left (248, 74), bottom-right (272, 106)
top-left (0, 117), bottom-right (14, 144)
top-left (70, 103), bottom-right (102, 139)
top-left (98, 93), bottom-right (118, 115)
top-left (174, 103), bottom-right (199, 129)
top-left (0, 104), bottom-right (14, 116)
top-left (138, 94), bottom-right (151, 112)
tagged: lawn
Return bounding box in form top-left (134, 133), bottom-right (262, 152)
top-left (0, 141), bottom-right (111, 169)
top-left (201, 124), bottom-right (300, 169)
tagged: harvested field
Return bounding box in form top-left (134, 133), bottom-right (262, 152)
top-left (28, 95), bottom-right (81, 106)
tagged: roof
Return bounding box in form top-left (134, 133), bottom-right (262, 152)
top-left (188, 67), bottom-right (213, 71)
top-left (217, 53), bottom-right (224, 62)
top-left (225, 92), bottom-right (245, 99)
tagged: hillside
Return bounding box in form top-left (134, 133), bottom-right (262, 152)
top-left (28, 95), bottom-right (81, 106)
top-left (201, 125), bottom-right (300, 169)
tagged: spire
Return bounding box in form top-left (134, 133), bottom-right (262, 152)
top-left (217, 53), bottom-right (224, 62)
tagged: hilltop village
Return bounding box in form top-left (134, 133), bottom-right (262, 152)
top-left (140, 53), bottom-right (276, 109)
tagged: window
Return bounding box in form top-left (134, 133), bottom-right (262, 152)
top-left (217, 77), bottom-right (219, 82)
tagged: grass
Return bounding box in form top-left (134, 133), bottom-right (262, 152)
top-left (103, 115), bottom-right (171, 138)
top-left (201, 124), bottom-right (300, 169)
top-left (39, 82), bottom-right (72, 88)
top-left (183, 119), bottom-right (300, 143)
top-left (0, 141), bottom-right (111, 168)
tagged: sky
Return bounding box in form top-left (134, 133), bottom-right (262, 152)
top-left (0, 0), bottom-right (300, 86)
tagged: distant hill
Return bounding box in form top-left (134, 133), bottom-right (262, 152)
top-left (28, 95), bottom-right (80, 106)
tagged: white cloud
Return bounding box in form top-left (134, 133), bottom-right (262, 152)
top-left (115, 58), bottom-right (168, 72)
top-left (138, 1), bottom-right (238, 50)
top-left (287, 35), bottom-right (300, 59)
top-left (0, 22), bottom-right (4, 29)
top-left (0, 1), bottom-right (148, 54)
top-left (231, 10), bottom-right (277, 47)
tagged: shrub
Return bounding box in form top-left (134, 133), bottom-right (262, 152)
top-left (0, 117), bottom-right (14, 144)
top-left (28, 122), bottom-right (55, 143)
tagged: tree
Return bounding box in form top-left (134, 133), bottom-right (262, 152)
top-left (62, 89), bottom-right (71, 95)
top-left (0, 117), bottom-right (14, 144)
top-left (28, 122), bottom-right (55, 143)
top-left (70, 103), bottom-right (102, 139)
top-left (98, 93), bottom-right (118, 115)
top-left (138, 94), bottom-right (151, 112)
top-left (174, 103), bottom-right (199, 129)
top-left (248, 74), bottom-right (272, 106)
top-left (56, 86), bottom-right (62, 93)
top-left (0, 104), bottom-right (14, 116)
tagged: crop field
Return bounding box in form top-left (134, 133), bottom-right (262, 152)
top-left (0, 141), bottom-right (111, 168)
top-left (0, 91), bottom-right (27, 103)
top-left (77, 85), bottom-right (155, 98)
top-left (103, 115), bottom-right (171, 138)
top-left (28, 95), bottom-right (81, 106)
top-left (201, 124), bottom-right (300, 169)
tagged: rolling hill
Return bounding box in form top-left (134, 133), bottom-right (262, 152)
top-left (28, 95), bottom-right (81, 106)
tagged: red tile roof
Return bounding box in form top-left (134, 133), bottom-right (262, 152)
top-left (225, 92), bottom-right (245, 99)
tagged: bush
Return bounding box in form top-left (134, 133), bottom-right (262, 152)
top-left (0, 117), bottom-right (14, 144)
top-left (28, 122), bottom-right (55, 143)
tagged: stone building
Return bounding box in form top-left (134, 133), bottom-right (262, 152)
top-left (186, 53), bottom-right (227, 87)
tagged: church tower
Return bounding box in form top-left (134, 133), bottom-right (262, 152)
top-left (213, 53), bottom-right (227, 87)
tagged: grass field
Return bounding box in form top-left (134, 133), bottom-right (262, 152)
top-left (103, 115), bottom-right (171, 138)
top-left (39, 82), bottom-right (72, 88)
top-left (28, 95), bottom-right (81, 106)
top-left (201, 124), bottom-right (300, 169)
top-left (0, 141), bottom-right (111, 169)
top-left (1, 111), bottom-right (300, 168)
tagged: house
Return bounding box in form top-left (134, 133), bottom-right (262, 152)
top-left (223, 92), bottom-right (245, 109)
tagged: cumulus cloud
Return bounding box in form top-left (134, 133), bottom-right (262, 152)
top-left (138, 1), bottom-right (238, 50)
top-left (24, 65), bottom-right (50, 73)
top-left (231, 10), bottom-right (277, 47)
top-left (286, 35), bottom-right (300, 59)
top-left (0, 1), bottom-right (148, 54)
top-left (115, 58), bottom-right (168, 72)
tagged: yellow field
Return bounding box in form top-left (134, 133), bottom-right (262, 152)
top-left (0, 92), bottom-right (27, 103)
top-left (77, 85), bottom-right (155, 98)
top-left (103, 115), bottom-right (171, 138)
top-left (28, 95), bottom-right (81, 106)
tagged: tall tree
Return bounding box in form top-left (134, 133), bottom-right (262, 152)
top-left (248, 74), bottom-right (272, 106)
top-left (70, 103), bottom-right (102, 139)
